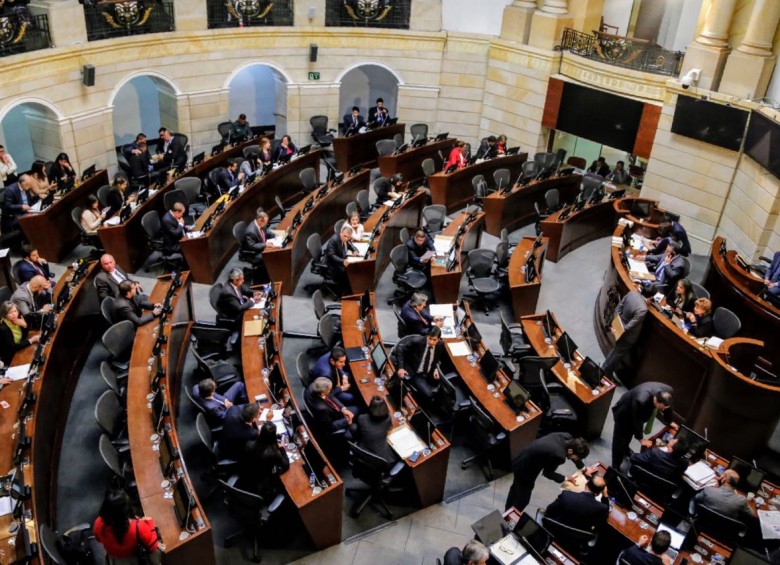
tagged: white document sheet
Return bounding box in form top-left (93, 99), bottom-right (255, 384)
top-left (446, 340), bottom-right (472, 357)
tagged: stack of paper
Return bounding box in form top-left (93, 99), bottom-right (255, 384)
top-left (611, 236), bottom-right (624, 248)
top-left (704, 336), bottom-right (724, 350)
top-left (259, 409), bottom-right (289, 436)
top-left (758, 510), bottom-right (780, 540)
top-left (430, 303), bottom-right (456, 337)
top-left (618, 218), bottom-right (634, 228)
top-left (387, 424), bottom-right (426, 459)
top-left (446, 340), bottom-right (472, 357)
top-left (683, 461), bottom-right (717, 490)
top-left (6, 364), bottom-right (30, 382)
top-left (269, 237), bottom-right (285, 248)
top-left (352, 242), bottom-right (370, 257)
top-left (433, 235), bottom-right (453, 256)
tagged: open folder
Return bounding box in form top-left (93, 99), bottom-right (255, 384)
top-left (611, 314), bottom-right (624, 340)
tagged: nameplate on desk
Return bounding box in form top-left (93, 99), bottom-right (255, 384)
top-left (243, 319), bottom-right (266, 337)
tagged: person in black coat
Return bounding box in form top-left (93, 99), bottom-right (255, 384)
top-left (237, 422), bottom-right (290, 498)
top-left (17, 244), bottom-right (54, 283)
top-left (372, 174), bottom-right (404, 206)
top-left (241, 208), bottom-right (272, 284)
top-left (651, 242), bottom-right (687, 300)
top-left (368, 98), bottom-right (390, 126)
top-left (303, 377), bottom-right (359, 439)
top-left (155, 128), bottom-right (187, 172)
top-left (611, 382), bottom-right (674, 470)
top-left (0, 301), bottom-right (39, 366)
top-left (392, 326), bottom-right (445, 402)
top-left (127, 140), bottom-right (163, 186)
top-left (406, 229), bottom-right (435, 275)
top-left (671, 279), bottom-right (696, 316)
top-left (212, 159), bottom-right (244, 195)
top-left (629, 437), bottom-right (689, 484)
top-left (160, 202), bottom-right (188, 254)
top-left (104, 174), bottom-right (137, 220)
top-left (620, 531), bottom-right (672, 565)
top-left (545, 475), bottom-right (609, 533)
top-left (113, 280), bottom-right (162, 327)
top-left (684, 298), bottom-right (714, 338)
top-left (324, 224), bottom-right (359, 296)
top-left (342, 106), bottom-right (365, 135)
top-left (49, 152), bottom-right (77, 191)
top-left (309, 347), bottom-right (355, 405)
top-left (475, 136), bottom-right (497, 160)
top-left (222, 403), bottom-right (260, 461)
top-left (587, 157), bottom-right (610, 177)
top-left (1, 175), bottom-right (37, 233)
top-left (399, 292), bottom-right (442, 336)
top-left (505, 432), bottom-right (590, 511)
top-left (272, 135), bottom-right (297, 162)
top-left (357, 396), bottom-right (396, 464)
top-left (215, 268), bottom-right (260, 330)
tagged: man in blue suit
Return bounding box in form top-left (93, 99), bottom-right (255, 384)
top-left (310, 346), bottom-right (355, 405)
top-left (1, 174), bottom-right (37, 233)
top-left (17, 244), bottom-right (54, 284)
top-left (764, 251), bottom-right (780, 299)
top-left (400, 292), bottom-right (443, 336)
top-left (195, 378), bottom-right (248, 422)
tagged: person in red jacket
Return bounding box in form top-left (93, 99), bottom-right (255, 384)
top-left (94, 489), bottom-right (161, 564)
top-left (444, 141), bottom-right (468, 171)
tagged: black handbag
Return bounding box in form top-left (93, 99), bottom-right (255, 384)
top-left (135, 521), bottom-right (157, 565)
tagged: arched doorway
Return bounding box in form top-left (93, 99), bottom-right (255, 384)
top-left (111, 74), bottom-right (180, 149)
top-left (0, 101), bottom-right (63, 174)
top-left (338, 63), bottom-right (400, 122)
top-left (227, 63), bottom-right (289, 137)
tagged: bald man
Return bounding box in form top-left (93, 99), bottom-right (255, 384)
top-left (95, 254), bottom-right (145, 303)
top-left (1, 174), bottom-right (38, 233)
top-left (11, 275), bottom-right (52, 324)
top-left (693, 469), bottom-right (755, 521)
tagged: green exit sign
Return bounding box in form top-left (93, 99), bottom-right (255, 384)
top-left (308, 72), bottom-right (320, 81)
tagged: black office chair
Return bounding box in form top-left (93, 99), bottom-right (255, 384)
top-left (499, 311), bottom-right (533, 363)
top-left (410, 123), bottom-right (428, 142)
top-left (316, 312), bottom-right (341, 351)
top-left (299, 167), bottom-right (317, 195)
top-left (39, 523), bottom-right (100, 565)
top-left (96, 185), bottom-right (114, 208)
top-left (101, 320), bottom-right (135, 372)
top-left (346, 442), bottom-right (405, 519)
top-left (10, 260), bottom-right (23, 285)
top-left (306, 233), bottom-right (337, 297)
top-left (399, 227), bottom-right (410, 245)
top-left (163, 188), bottom-right (188, 212)
top-left (233, 221), bottom-right (258, 284)
top-left (690, 282), bottom-right (710, 299)
top-left (141, 210), bottom-right (182, 272)
top-left (539, 511), bottom-right (597, 560)
top-left (356, 190), bottom-right (371, 220)
top-left (392, 302), bottom-right (409, 338)
top-left (100, 360), bottom-right (127, 405)
top-left (533, 201), bottom-right (548, 236)
top-left (495, 241), bottom-right (510, 281)
top-left (217, 121), bottom-right (232, 144)
top-left (627, 463), bottom-right (682, 505)
top-left (693, 504), bottom-right (748, 547)
top-left (430, 370), bottom-right (471, 437)
top-left (713, 307), bottom-right (741, 339)
top-left (464, 249), bottom-right (501, 315)
top-left (310, 115), bottom-right (336, 148)
top-left (0, 286), bottom-right (10, 304)
top-left (545, 189), bottom-right (561, 212)
top-left (219, 476), bottom-right (285, 563)
top-left (580, 174), bottom-right (603, 201)
top-left (195, 413), bottom-right (239, 497)
top-left (70, 207), bottom-right (104, 256)
top-left (296, 352), bottom-right (310, 388)
top-left (389, 245), bottom-right (427, 304)
top-left (422, 205), bottom-right (447, 234)
top-left (493, 168), bottom-right (511, 192)
top-left (174, 177), bottom-right (206, 218)
top-left (535, 152), bottom-right (557, 177)
top-left (98, 434), bottom-right (136, 494)
top-left (345, 202), bottom-right (358, 217)
top-left (190, 323), bottom-right (232, 361)
top-left (521, 160), bottom-right (540, 183)
top-left (376, 139), bottom-right (397, 157)
top-left (519, 356), bottom-right (578, 434)
top-left (242, 144), bottom-right (260, 159)
top-left (100, 297), bottom-right (116, 325)
top-left (472, 178), bottom-right (488, 209)
top-left (421, 158), bottom-right (436, 179)
top-left (208, 282), bottom-right (233, 329)
top-left (312, 288), bottom-right (340, 321)
top-left (461, 399), bottom-right (507, 480)
top-left (192, 348), bottom-right (240, 388)
top-left (94, 390), bottom-right (128, 450)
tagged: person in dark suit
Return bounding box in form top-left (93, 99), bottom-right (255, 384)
top-left (221, 403), bottom-right (260, 460)
top-left (127, 140), bottom-right (163, 186)
top-left (121, 133), bottom-right (146, 161)
top-left (392, 326), bottom-right (444, 402)
top-left (442, 541), bottom-right (489, 565)
top-left (1, 174), bottom-right (37, 233)
top-left (310, 347), bottom-right (355, 405)
top-left (212, 159), bottom-right (244, 195)
top-left (629, 437), bottom-right (689, 483)
top-left (684, 297), bottom-right (714, 338)
top-left (671, 279), bottom-right (696, 316)
top-left (194, 377), bottom-right (248, 422)
top-left (652, 242), bottom-right (687, 300)
top-left (620, 531), bottom-right (672, 565)
top-left (216, 268), bottom-right (260, 330)
top-left (104, 174), bottom-right (137, 220)
top-left (655, 220), bottom-right (692, 257)
top-left (272, 135), bottom-right (297, 162)
top-left (504, 432), bottom-right (590, 511)
top-left (241, 208), bottom-right (271, 284)
top-left (607, 160), bottom-right (631, 185)
top-left (324, 224), bottom-right (359, 296)
top-left (155, 128), bottom-right (187, 172)
top-left (544, 475), bottom-right (609, 533)
top-left (764, 251), bottom-right (780, 299)
top-left (406, 229), bottom-right (435, 275)
top-left (304, 377), bottom-right (359, 439)
top-left (357, 396), bottom-right (396, 464)
top-left (238, 421), bottom-right (289, 498)
top-left (587, 157), bottom-right (610, 177)
top-left (611, 382), bottom-right (674, 470)
top-left (0, 301), bottom-right (39, 365)
top-left (475, 136), bottom-right (497, 160)
top-left (113, 280), bottom-right (162, 327)
top-left (17, 244), bottom-right (54, 283)
top-left (400, 292), bottom-right (442, 336)
top-left (372, 174), bottom-right (404, 206)
top-left (368, 98), bottom-right (390, 126)
top-left (160, 202), bottom-right (188, 254)
top-left (693, 469), bottom-right (755, 521)
top-left (342, 106), bottom-right (365, 135)
top-left (95, 254), bottom-right (145, 302)
top-left (10, 275), bottom-right (52, 325)
top-left (602, 287), bottom-right (651, 378)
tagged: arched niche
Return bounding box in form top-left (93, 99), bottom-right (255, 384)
top-left (227, 63), bottom-right (289, 137)
top-left (0, 101), bottom-right (63, 174)
top-left (111, 74), bottom-right (180, 148)
top-left (338, 63), bottom-right (400, 121)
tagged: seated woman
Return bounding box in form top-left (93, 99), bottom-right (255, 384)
top-left (0, 301), bottom-right (40, 365)
top-left (81, 194), bottom-right (107, 234)
top-left (685, 297), bottom-right (714, 338)
top-left (357, 396), bottom-right (397, 465)
top-left (496, 134), bottom-right (508, 156)
top-left (238, 421), bottom-right (290, 497)
top-left (30, 160), bottom-right (54, 200)
top-left (257, 136), bottom-right (273, 163)
top-left (94, 489), bottom-right (161, 565)
top-left (50, 152), bottom-right (77, 192)
top-left (272, 135), bottom-right (297, 162)
top-left (444, 141), bottom-right (467, 171)
top-left (672, 279), bottom-right (696, 316)
top-left (347, 211), bottom-right (364, 241)
top-left (105, 174), bottom-right (137, 220)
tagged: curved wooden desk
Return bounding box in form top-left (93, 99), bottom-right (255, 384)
top-left (341, 293), bottom-right (451, 506)
top-left (508, 236), bottom-right (548, 319)
top-left (345, 189), bottom-right (425, 295)
top-left (428, 153), bottom-right (528, 213)
top-left (378, 138), bottom-right (456, 183)
top-left (483, 174), bottom-right (581, 237)
top-left (333, 124), bottom-right (405, 172)
top-left (264, 169), bottom-right (370, 296)
top-left (540, 195), bottom-right (620, 263)
top-left (240, 283), bottom-right (343, 548)
top-left (704, 237), bottom-right (780, 365)
top-left (19, 169), bottom-right (109, 262)
top-left (180, 151), bottom-right (320, 284)
top-left (127, 273), bottom-right (216, 565)
top-left (613, 197), bottom-right (665, 238)
top-left (430, 210), bottom-right (485, 304)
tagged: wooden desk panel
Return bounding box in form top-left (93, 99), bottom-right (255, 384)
top-left (508, 236), bottom-right (547, 319)
top-left (613, 197), bottom-right (664, 238)
top-left (540, 196), bottom-right (618, 263)
top-left (333, 124), bottom-right (405, 172)
top-left (180, 152), bottom-right (320, 284)
top-left (19, 169), bottom-right (109, 262)
top-left (429, 154), bottom-right (528, 213)
top-left (483, 174), bottom-right (581, 237)
top-left (430, 211), bottom-right (484, 304)
top-left (377, 139), bottom-right (456, 183)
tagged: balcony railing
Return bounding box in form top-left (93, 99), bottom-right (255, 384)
top-left (558, 28), bottom-right (684, 77)
top-left (83, 1), bottom-right (174, 42)
top-left (207, 0), bottom-right (294, 28)
top-left (0, 11), bottom-right (51, 58)
top-left (325, 0), bottom-right (410, 29)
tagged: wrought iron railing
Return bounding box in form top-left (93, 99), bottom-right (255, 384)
top-left (83, 1), bottom-right (174, 41)
top-left (325, 0), bottom-right (410, 29)
top-left (557, 28), bottom-right (684, 77)
top-left (0, 12), bottom-right (51, 57)
top-left (207, 0), bottom-right (294, 28)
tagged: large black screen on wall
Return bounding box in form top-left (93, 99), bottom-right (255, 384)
top-left (744, 111), bottom-right (780, 179)
top-left (671, 96), bottom-right (747, 151)
top-left (557, 82), bottom-right (644, 153)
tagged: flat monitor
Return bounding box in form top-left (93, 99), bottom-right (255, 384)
top-left (151, 389), bottom-right (167, 433)
top-left (478, 350), bottom-right (500, 384)
top-left (292, 210), bottom-right (302, 228)
top-left (191, 152), bottom-right (205, 166)
top-left (524, 257), bottom-right (537, 284)
top-left (359, 290), bottom-right (371, 319)
top-left (302, 440), bottom-right (327, 483)
top-left (471, 510), bottom-right (505, 546)
top-left (504, 380), bottom-right (530, 413)
top-left (631, 200), bottom-right (651, 219)
top-left (658, 508), bottom-right (697, 558)
top-left (513, 513), bottom-right (552, 556)
top-left (578, 357), bottom-right (604, 389)
top-left (556, 332), bottom-right (577, 365)
top-left (267, 362), bottom-right (286, 404)
top-left (729, 547), bottom-right (771, 565)
top-left (434, 132), bottom-right (449, 142)
top-left (263, 330), bottom-right (277, 366)
top-left (674, 425), bottom-right (709, 462)
top-left (466, 322), bottom-right (482, 351)
top-left (728, 456), bottom-right (766, 492)
top-left (159, 428), bottom-right (179, 479)
top-left (172, 479), bottom-right (195, 531)
top-left (506, 146), bottom-right (521, 156)
top-left (297, 144), bottom-right (312, 156)
top-left (371, 343), bottom-right (388, 375)
top-left (543, 311), bottom-right (558, 340)
top-left (303, 196), bottom-right (314, 212)
top-left (409, 408), bottom-right (435, 447)
top-left (604, 467), bottom-right (638, 509)
top-left (81, 164), bottom-right (96, 180)
top-left (654, 523), bottom-right (688, 559)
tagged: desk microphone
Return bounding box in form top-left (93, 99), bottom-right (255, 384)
top-left (615, 474), bottom-right (641, 513)
top-left (704, 428), bottom-right (708, 440)
top-left (427, 420), bottom-right (433, 450)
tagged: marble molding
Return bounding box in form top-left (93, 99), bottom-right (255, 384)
top-left (558, 52), bottom-right (669, 101)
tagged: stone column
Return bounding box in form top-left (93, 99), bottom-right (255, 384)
top-left (540, 0), bottom-right (567, 14)
top-left (680, 0), bottom-right (738, 91)
top-left (528, 0), bottom-right (572, 51)
top-left (410, 0), bottom-right (441, 32)
top-left (172, 0), bottom-right (207, 32)
top-left (719, 0), bottom-right (780, 98)
top-left (28, 0), bottom-right (87, 47)
top-left (294, 0), bottom-right (325, 27)
top-left (500, 1), bottom-right (537, 45)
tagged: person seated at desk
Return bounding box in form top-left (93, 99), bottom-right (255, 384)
top-left (238, 421), bottom-right (290, 498)
top-left (651, 242), bottom-right (687, 300)
top-left (683, 297), bottom-right (714, 338)
top-left (105, 174), bottom-right (137, 220)
top-left (81, 195), bottom-right (107, 234)
top-left (347, 211), bottom-right (364, 242)
top-left (240, 137), bottom-right (273, 178)
top-left (400, 292), bottom-right (443, 336)
top-left (95, 254), bottom-right (143, 302)
top-left (195, 377), bottom-right (248, 422)
top-left (49, 152), bottom-right (77, 193)
top-left (607, 161), bottom-right (630, 185)
top-left (230, 113), bottom-right (252, 143)
top-left (324, 224), bottom-right (360, 297)
top-left (394, 326), bottom-right (444, 403)
top-left (113, 280), bottom-right (162, 327)
top-left (587, 156), bottom-right (610, 177)
top-left (272, 135), bottom-right (297, 162)
top-left (373, 174), bottom-right (404, 206)
top-left (18, 244), bottom-right (54, 283)
top-left (121, 132), bottom-right (146, 161)
top-left (406, 229), bottom-right (435, 275)
top-left (620, 531), bottom-right (673, 565)
top-left (222, 402), bottom-right (260, 461)
top-left (368, 97), bottom-right (390, 126)
top-left (357, 396), bottom-right (397, 465)
top-left (127, 140), bottom-right (163, 187)
top-left (161, 201), bottom-right (190, 255)
top-left (629, 437), bottom-right (689, 483)
top-left (443, 540), bottom-right (489, 565)
top-left (496, 134), bottom-right (508, 156)
top-left (693, 469), bottom-right (755, 521)
top-left (213, 159), bottom-right (244, 196)
top-left (154, 127), bottom-right (187, 173)
top-left (475, 136), bottom-right (497, 160)
top-left (0, 144), bottom-right (17, 187)
top-left (647, 221), bottom-right (692, 263)
top-left (310, 346), bottom-right (355, 405)
top-left (671, 279), bottom-right (696, 316)
top-left (763, 251), bottom-right (780, 302)
top-left (444, 141), bottom-right (468, 171)
top-left (0, 301), bottom-right (40, 365)
top-left (94, 489), bottom-right (161, 565)
top-left (342, 106), bottom-right (366, 135)
top-left (11, 275), bottom-right (52, 325)
top-left (1, 174), bottom-right (37, 234)
top-left (30, 160), bottom-right (54, 201)
top-left (505, 432), bottom-right (590, 511)
top-left (611, 382), bottom-right (674, 470)
top-left (216, 268), bottom-right (261, 330)
top-left (304, 377), bottom-right (359, 439)
top-left (544, 475), bottom-right (609, 533)
top-left (241, 208), bottom-right (272, 284)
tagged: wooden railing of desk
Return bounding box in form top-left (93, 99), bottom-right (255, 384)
top-left (127, 273), bottom-right (216, 565)
top-left (428, 153), bottom-right (528, 213)
top-left (98, 139), bottom-right (256, 273)
top-left (0, 262), bottom-right (100, 564)
top-left (704, 237), bottom-right (780, 364)
top-left (613, 197), bottom-right (665, 238)
top-left (443, 301), bottom-right (541, 458)
top-left (240, 282), bottom-right (343, 549)
top-left (520, 312), bottom-right (616, 439)
top-left (377, 139), bottom-right (456, 183)
top-left (19, 169), bottom-right (109, 262)
top-left (341, 294), bottom-right (451, 506)
top-left (539, 194), bottom-right (620, 263)
top-left (483, 173), bottom-right (581, 237)
top-left (180, 151), bottom-right (320, 284)
top-left (264, 169), bottom-right (370, 296)
top-left (345, 189), bottom-right (425, 295)
top-left (333, 123), bottom-right (405, 172)
top-left (430, 211), bottom-right (485, 304)
top-left (508, 236), bottom-right (548, 319)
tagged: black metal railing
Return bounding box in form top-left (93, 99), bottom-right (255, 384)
top-left (83, 1), bottom-right (174, 41)
top-left (558, 28), bottom-right (684, 77)
top-left (0, 12), bottom-right (51, 58)
top-left (207, 0), bottom-right (293, 28)
top-left (325, 0), bottom-right (410, 29)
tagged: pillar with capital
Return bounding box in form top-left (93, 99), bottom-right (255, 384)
top-left (28, 0), bottom-right (87, 47)
top-left (718, 0), bottom-right (780, 99)
top-left (500, 1), bottom-right (537, 44)
top-left (528, 0), bottom-right (573, 51)
top-left (679, 0), bottom-right (738, 91)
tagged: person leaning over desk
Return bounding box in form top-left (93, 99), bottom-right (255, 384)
top-left (400, 292), bottom-right (443, 336)
top-left (611, 382), bottom-right (674, 471)
top-left (237, 421), bottom-right (290, 497)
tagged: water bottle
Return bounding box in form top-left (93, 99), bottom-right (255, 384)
top-left (309, 473), bottom-right (316, 489)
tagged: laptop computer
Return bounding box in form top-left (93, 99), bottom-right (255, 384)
top-left (471, 510), bottom-right (506, 546)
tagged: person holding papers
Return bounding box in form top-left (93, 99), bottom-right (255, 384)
top-left (373, 174), bottom-right (404, 206)
top-left (601, 288), bottom-right (650, 381)
top-left (325, 224), bottom-right (360, 297)
top-left (693, 469), bottom-right (755, 521)
top-left (392, 326), bottom-right (445, 402)
top-left (400, 292), bottom-right (443, 336)
top-left (406, 229), bottom-right (436, 278)
top-left (628, 437), bottom-right (689, 483)
top-left (0, 301), bottom-right (39, 365)
top-left (216, 268), bottom-right (261, 330)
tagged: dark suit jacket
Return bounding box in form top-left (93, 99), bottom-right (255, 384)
top-left (475, 141), bottom-right (497, 160)
top-left (0, 322), bottom-right (30, 365)
top-left (368, 106), bottom-right (390, 124)
top-left (587, 163), bottom-right (611, 177)
top-left (222, 405), bottom-right (259, 460)
top-left (243, 220), bottom-right (271, 256)
top-left (655, 255), bottom-right (686, 298)
top-left (688, 313), bottom-right (714, 338)
top-left (17, 260), bottom-right (52, 283)
top-left (105, 188), bottom-right (136, 220)
top-left (324, 234), bottom-right (356, 276)
top-left (212, 167), bottom-right (240, 194)
top-left (400, 301), bottom-right (433, 336)
top-left (113, 296), bottom-right (156, 327)
top-left (158, 135), bottom-right (187, 172)
top-left (310, 351), bottom-right (352, 391)
top-left (160, 211), bottom-right (184, 254)
top-left (545, 490), bottom-right (609, 532)
top-left (629, 447), bottom-right (688, 483)
top-left (216, 283), bottom-right (254, 328)
top-left (620, 545), bottom-right (664, 565)
top-left (357, 414), bottom-right (394, 462)
top-left (511, 432), bottom-right (583, 485)
top-left (342, 113), bottom-right (366, 134)
top-left (95, 267), bottom-right (131, 301)
top-left (272, 144), bottom-right (297, 162)
top-left (392, 335), bottom-right (443, 377)
top-left (612, 382), bottom-right (674, 440)
top-left (127, 151), bottom-right (151, 181)
top-left (405, 236), bottom-right (435, 269)
top-left (304, 385), bottom-right (348, 433)
top-left (2, 183), bottom-right (37, 232)
top-left (198, 390), bottom-right (234, 421)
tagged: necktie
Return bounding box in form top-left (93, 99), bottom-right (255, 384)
top-left (20, 190), bottom-right (27, 206)
top-left (325, 396), bottom-right (340, 413)
top-left (260, 227), bottom-right (266, 242)
top-left (235, 285), bottom-right (244, 305)
top-left (111, 270), bottom-right (126, 284)
top-left (644, 407), bottom-right (658, 435)
top-left (655, 262), bottom-right (666, 283)
top-left (353, 117), bottom-right (357, 126)
top-left (418, 346), bottom-right (432, 374)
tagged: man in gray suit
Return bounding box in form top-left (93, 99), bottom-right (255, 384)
top-left (241, 208), bottom-right (272, 284)
top-left (611, 381), bottom-right (673, 470)
top-left (10, 275), bottom-right (52, 324)
top-left (602, 288), bottom-right (650, 379)
top-left (693, 469), bottom-right (754, 521)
